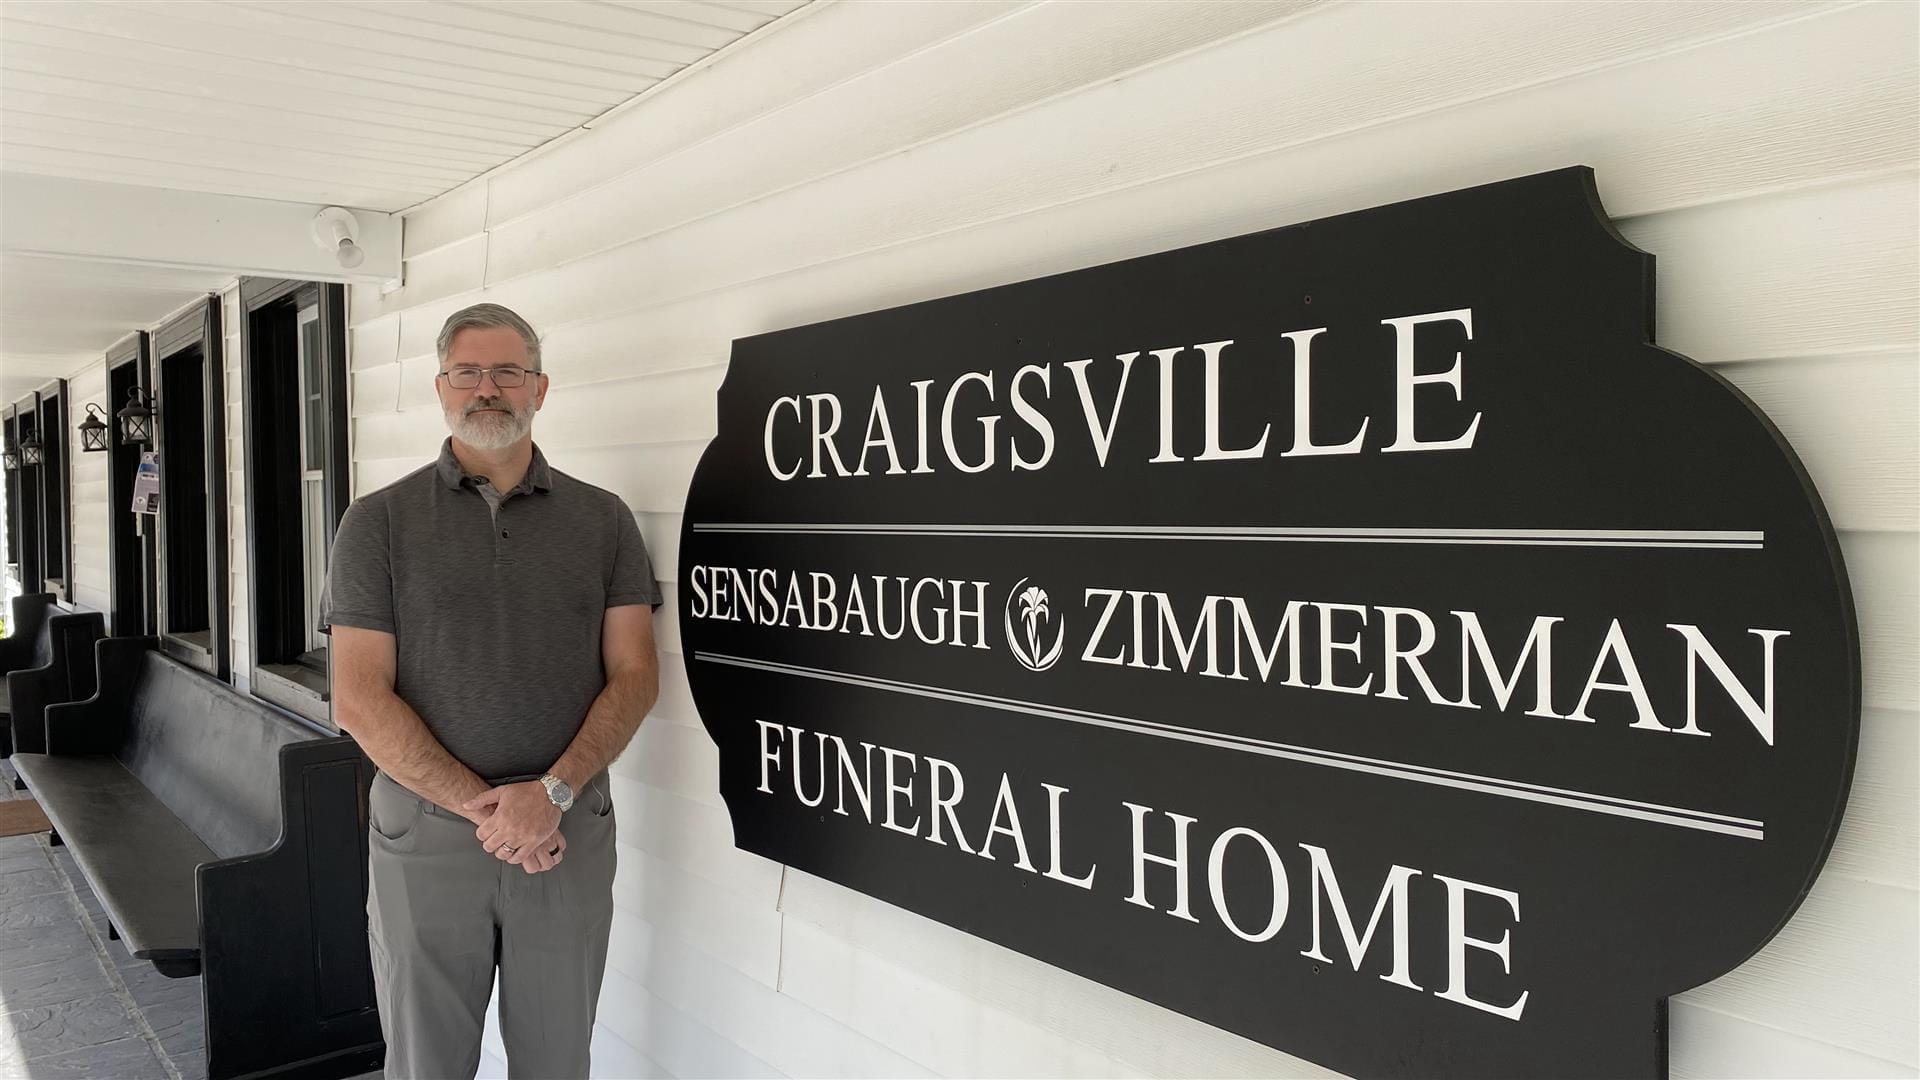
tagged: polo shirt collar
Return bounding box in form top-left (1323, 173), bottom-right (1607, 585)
top-left (435, 437), bottom-right (554, 494)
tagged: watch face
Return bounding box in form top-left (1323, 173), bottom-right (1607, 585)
top-left (546, 777), bottom-right (574, 806)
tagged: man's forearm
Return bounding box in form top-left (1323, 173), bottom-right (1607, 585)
top-left (548, 666), bottom-right (658, 794)
top-left (343, 689), bottom-right (492, 821)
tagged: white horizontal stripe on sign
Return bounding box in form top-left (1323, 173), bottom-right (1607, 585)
top-left (693, 524), bottom-right (1767, 550)
top-left (694, 651), bottom-right (1767, 841)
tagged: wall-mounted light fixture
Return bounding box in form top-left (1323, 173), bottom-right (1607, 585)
top-left (2, 436), bottom-right (18, 472)
top-left (117, 387), bottom-right (155, 447)
top-left (78, 403), bottom-right (112, 452)
top-left (311, 206), bottom-right (366, 269)
top-left (18, 429), bottom-right (43, 468)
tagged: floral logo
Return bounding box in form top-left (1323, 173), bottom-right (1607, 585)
top-left (1003, 577), bottom-right (1065, 672)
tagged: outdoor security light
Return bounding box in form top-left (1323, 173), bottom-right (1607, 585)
top-left (78, 403), bottom-right (111, 452)
top-left (117, 387), bottom-right (155, 447)
top-left (312, 206), bottom-right (366, 269)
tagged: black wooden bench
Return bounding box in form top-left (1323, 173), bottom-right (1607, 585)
top-left (6, 607), bottom-right (105, 766)
top-left (0, 591), bottom-right (60, 757)
top-left (12, 636), bottom-right (385, 1080)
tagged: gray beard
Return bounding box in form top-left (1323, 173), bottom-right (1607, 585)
top-left (446, 400), bottom-right (533, 450)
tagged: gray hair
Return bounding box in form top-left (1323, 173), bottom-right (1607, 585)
top-left (436, 303), bottom-right (543, 371)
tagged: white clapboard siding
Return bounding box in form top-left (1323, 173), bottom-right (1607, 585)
top-left (363, 1), bottom-right (1909, 346)
top-left (611, 711), bottom-right (723, 810)
top-left (467, 0), bottom-right (1867, 291)
top-left (1670, 1001), bottom-right (1915, 1079)
top-left (437, 0), bottom-right (1834, 292)
top-left (780, 868), bottom-right (1339, 1079)
top-left (1826, 707), bottom-right (1920, 891)
top-left (595, 960), bottom-right (786, 1079)
top-left (612, 839), bottom-right (781, 986)
top-left (604, 910), bottom-right (935, 1078)
top-left (64, 360), bottom-right (110, 614)
top-left (648, 651), bottom-right (701, 732)
top-left (1677, 874), bottom-right (1918, 1065)
top-left (610, 772), bottom-right (780, 908)
top-left (652, 584), bottom-right (681, 658)
top-left (1714, 350), bottom-right (1917, 534)
top-left (1848, 530), bottom-right (1919, 712)
top-left (778, 914), bottom-right (1162, 1079)
top-left (349, 1), bottom-right (1918, 1076)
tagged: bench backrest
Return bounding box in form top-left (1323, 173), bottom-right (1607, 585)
top-left (44, 613), bottom-right (102, 702)
top-left (1, 592), bottom-right (60, 674)
top-left (120, 651), bottom-right (330, 859)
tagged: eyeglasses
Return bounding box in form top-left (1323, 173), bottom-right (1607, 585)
top-left (439, 365), bottom-right (541, 389)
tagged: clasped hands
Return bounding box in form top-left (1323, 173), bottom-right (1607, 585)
top-left (462, 781), bottom-right (567, 874)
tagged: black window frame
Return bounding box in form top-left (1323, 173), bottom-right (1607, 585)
top-left (150, 297), bottom-right (229, 681)
top-left (106, 333), bottom-right (157, 637)
top-left (239, 276), bottom-right (349, 722)
top-left (34, 379), bottom-right (72, 602)
top-left (3, 403), bottom-right (24, 590)
top-left (6, 395), bottom-right (44, 595)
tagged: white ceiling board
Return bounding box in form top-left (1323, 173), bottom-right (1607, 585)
top-left (0, 17), bottom-right (622, 118)
top-left (1, 1), bottom-right (630, 110)
top-left (611, 0), bottom-right (811, 24)
top-left (368, 0), bottom-right (729, 58)
top-left (0, 0), bottom-right (807, 368)
top-left (1, 69), bottom-right (549, 155)
top-left (0, 254), bottom-right (223, 400)
top-left (1, 351), bottom-right (96, 406)
top-left (0, 0), bottom-right (791, 212)
top-left (0, 254), bottom-right (232, 350)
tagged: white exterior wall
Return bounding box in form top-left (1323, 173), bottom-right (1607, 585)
top-left (66, 360), bottom-right (110, 617)
top-left (349, 2), bottom-right (1917, 1076)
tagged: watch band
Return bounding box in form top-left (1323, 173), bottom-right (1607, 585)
top-left (538, 773), bottom-right (575, 812)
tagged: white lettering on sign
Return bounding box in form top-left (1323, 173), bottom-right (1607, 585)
top-left (1071, 585), bottom-right (1785, 742)
top-left (707, 570), bottom-right (1786, 744)
top-left (761, 309), bottom-right (1483, 479)
top-left (754, 724), bottom-right (1533, 1021)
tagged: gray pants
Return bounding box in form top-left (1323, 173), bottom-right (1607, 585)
top-left (366, 770), bottom-right (618, 1080)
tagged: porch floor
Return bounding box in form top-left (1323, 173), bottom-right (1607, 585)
top-left (0, 756), bottom-right (383, 1080)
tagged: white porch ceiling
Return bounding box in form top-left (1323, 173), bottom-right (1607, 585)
top-left (0, 0), bottom-right (807, 401)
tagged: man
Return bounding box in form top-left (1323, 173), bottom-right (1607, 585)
top-left (319, 302), bottom-right (662, 1079)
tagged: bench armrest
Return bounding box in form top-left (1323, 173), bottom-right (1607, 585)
top-left (8, 667), bottom-right (55, 756)
top-left (44, 636), bottom-right (154, 756)
top-left (197, 738), bottom-right (381, 1079)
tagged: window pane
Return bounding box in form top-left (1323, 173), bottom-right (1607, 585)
top-left (299, 313), bottom-right (324, 469)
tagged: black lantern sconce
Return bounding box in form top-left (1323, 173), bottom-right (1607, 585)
top-left (18, 429), bottom-right (42, 468)
top-left (1, 434), bottom-right (17, 472)
top-left (117, 387), bottom-right (155, 447)
top-left (78, 403), bottom-right (112, 453)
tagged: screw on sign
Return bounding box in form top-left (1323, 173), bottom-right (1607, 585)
top-left (678, 168), bottom-right (1857, 1079)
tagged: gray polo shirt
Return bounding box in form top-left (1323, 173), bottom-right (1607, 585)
top-left (318, 438), bottom-right (663, 782)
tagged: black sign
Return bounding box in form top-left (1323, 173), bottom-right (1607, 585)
top-left (677, 168), bottom-right (1858, 1078)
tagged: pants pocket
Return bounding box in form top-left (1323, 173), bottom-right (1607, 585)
top-left (369, 774), bottom-right (423, 846)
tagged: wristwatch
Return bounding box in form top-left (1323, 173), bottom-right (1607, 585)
top-left (538, 773), bottom-right (575, 812)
